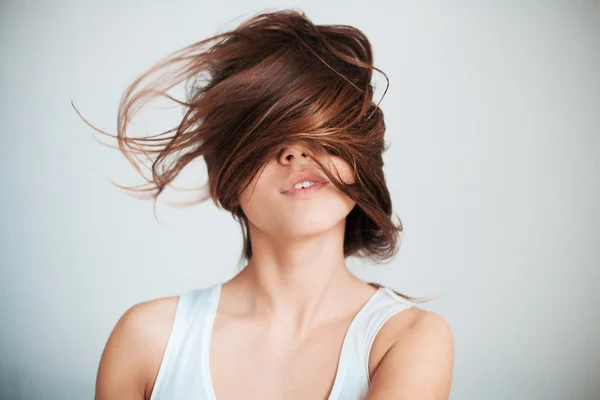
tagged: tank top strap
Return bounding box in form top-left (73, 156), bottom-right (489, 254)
top-left (365, 287), bottom-right (415, 383)
top-left (344, 286), bottom-right (415, 386)
top-left (150, 283), bottom-right (221, 400)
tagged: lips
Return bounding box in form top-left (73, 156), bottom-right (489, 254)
top-left (280, 170), bottom-right (329, 194)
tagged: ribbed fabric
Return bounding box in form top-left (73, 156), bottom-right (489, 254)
top-left (150, 283), bottom-right (414, 400)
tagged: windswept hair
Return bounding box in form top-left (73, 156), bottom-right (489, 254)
top-left (75, 9), bottom-right (404, 265)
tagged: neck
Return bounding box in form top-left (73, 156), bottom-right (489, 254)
top-left (229, 219), bottom-right (366, 336)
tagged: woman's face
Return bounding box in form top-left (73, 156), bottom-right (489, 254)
top-left (238, 143), bottom-right (356, 239)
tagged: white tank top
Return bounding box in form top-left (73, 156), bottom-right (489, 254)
top-left (150, 282), bottom-right (414, 400)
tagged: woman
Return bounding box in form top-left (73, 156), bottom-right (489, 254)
top-left (88, 9), bottom-right (454, 400)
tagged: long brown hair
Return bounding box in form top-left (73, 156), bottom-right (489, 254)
top-left (74, 9), bottom-right (405, 268)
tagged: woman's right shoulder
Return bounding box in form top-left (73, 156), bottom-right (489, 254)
top-left (95, 295), bottom-right (181, 400)
top-left (120, 295), bottom-right (181, 341)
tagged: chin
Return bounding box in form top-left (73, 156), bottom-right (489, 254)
top-left (279, 221), bottom-right (338, 239)
top-left (272, 212), bottom-right (347, 239)
top-left (243, 196), bottom-right (355, 240)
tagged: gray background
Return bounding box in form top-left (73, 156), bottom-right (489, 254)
top-left (1, 1), bottom-right (599, 399)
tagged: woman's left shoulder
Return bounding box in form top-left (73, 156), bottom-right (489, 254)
top-left (386, 307), bottom-right (454, 345)
top-left (369, 309), bottom-right (455, 398)
top-left (407, 309), bottom-right (453, 342)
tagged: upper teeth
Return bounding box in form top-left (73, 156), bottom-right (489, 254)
top-left (294, 181), bottom-right (315, 189)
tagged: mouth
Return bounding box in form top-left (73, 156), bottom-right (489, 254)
top-left (281, 181), bottom-right (329, 199)
top-left (280, 170), bottom-right (329, 199)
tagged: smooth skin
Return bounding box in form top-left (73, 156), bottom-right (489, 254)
top-left (95, 143), bottom-right (454, 400)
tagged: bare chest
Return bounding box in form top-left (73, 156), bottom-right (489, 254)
top-left (208, 313), bottom-right (387, 400)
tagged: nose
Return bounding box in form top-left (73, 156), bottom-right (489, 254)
top-left (278, 143), bottom-right (312, 166)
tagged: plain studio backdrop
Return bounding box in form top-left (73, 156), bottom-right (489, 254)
top-left (1, 1), bottom-right (599, 399)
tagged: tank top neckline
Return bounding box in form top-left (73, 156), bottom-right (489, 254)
top-left (201, 282), bottom-right (386, 400)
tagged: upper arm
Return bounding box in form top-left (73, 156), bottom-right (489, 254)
top-left (95, 297), bottom-right (178, 400)
top-left (367, 310), bottom-right (455, 400)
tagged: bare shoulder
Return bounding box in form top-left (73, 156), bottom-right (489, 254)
top-left (118, 295), bottom-right (180, 344)
top-left (367, 308), bottom-right (455, 400)
top-left (95, 295), bottom-right (180, 400)
top-left (390, 307), bottom-right (454, 345)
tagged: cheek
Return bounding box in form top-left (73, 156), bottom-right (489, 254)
top-left (237, 177), bottom-right (274, 222)
top-left (237, 183), bottom-right (254, 206)
top-left (330, 156), bottom-right (356, 185)
top-left (237, 169), bottom-right (265, 206)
